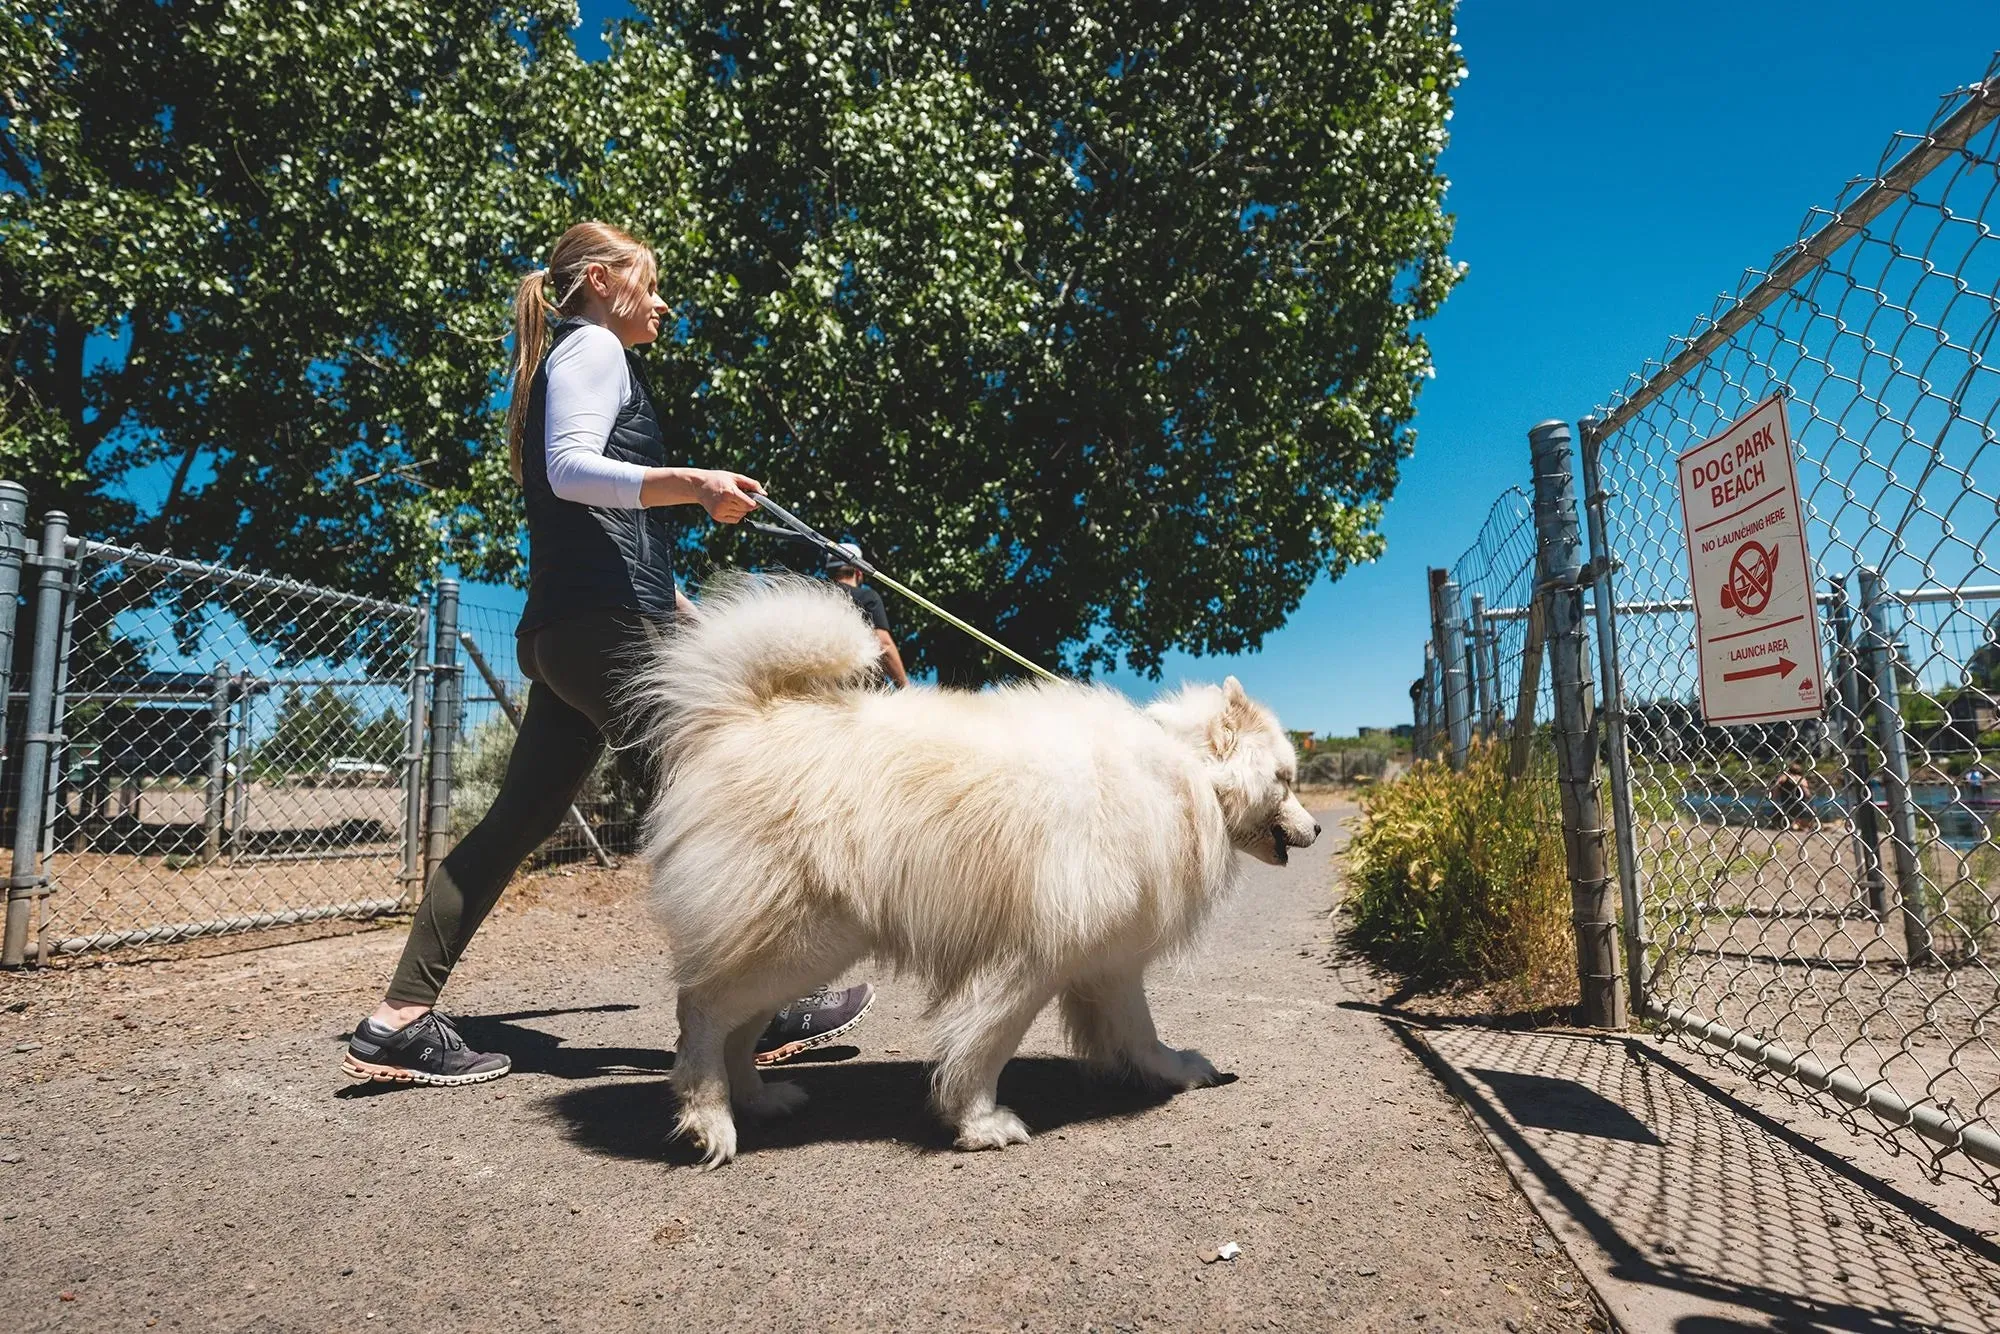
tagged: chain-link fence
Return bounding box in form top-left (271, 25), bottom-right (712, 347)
top-left (17, 530), bottom-right (430, 959)
top-left (1412, 61), bottom-right (2000, 1194)
top-left (0, 499), bottom-right (663, 965)
top-left (1414, 486), bottom-right (1561, 799)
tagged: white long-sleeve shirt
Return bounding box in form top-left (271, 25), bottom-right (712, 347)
top-left (542, 323), bottom-right (653, 509)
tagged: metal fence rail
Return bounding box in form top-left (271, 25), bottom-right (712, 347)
top-left (1413, 60), bottom-right (2000, 1195)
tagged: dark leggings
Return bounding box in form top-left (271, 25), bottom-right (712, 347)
top-left (385, 610), bottom-right (658, 1006)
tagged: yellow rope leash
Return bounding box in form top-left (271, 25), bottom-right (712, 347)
top-left (749, 495), bottom-right (1063, 685)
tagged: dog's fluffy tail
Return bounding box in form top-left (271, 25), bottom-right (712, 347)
top-left (635, 572), bottom-right (883, 749)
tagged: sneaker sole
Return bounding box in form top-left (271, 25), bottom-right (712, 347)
top-left (754, 991), bottom-right (876, 1067)
top-left (341, 1052), bottom-right (511, 1087)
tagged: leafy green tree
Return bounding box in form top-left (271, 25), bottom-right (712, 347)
top-left (8, 1), bottom-right (1460, 685)
top-left (605, 0), bottom-right (1462, 678)
top-left (255, 684), bottom-right (358, 777)
top-left (0, 0), bottom-right (583, 595)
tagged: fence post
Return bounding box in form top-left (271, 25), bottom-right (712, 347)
top-left (1422, 641), bottom-right (1441, 758)
top-left (1578, 420), bottom-right (1648, 1016)
top-left (1826, 578), bottom-right (1889, 918)
top-left (4, 513), bottom-right (69, 968)
top-left (229, 674), bottom-right (252, 862)
top-left (1529, 420), bottom-right (1624, 1028)
top-left (1429, 569), bottom-right (1471, 769)
top-left (1468, 593), bottom-right (1495, 739)
top-left (203, 662), bottom-right (231, 863)
top-left (423, 579), bottom-right (461, 891)
top-left (0, 483), bottom-right (30, 767)
top-left (1413, 645), bottom-right (1430, 758)
top-left (400, 599), bottom-right (430, 895)
top-left (1857, 567), bottom-right (1933, 964)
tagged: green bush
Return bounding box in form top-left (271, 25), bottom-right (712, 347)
top-left (449, 712), bottom-right (645, 848)
top-left (1343, 741), bottom-right (1574, 1005)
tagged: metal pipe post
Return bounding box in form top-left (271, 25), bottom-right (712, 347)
top-left (0, 482), bottom-right (30, 764)
top-left (229, 674), bottom-right (252, 862)
top-left (400, 601), bottom-right (430, 894)
top-left (1529, 421), bottom-right (1625, 1028)
top-left (1578, 421), bottom-right (1648, 1014)
top-left (1857, 568), bottom-right (1933, 964)
top-left (203, 663), bottom-right (230, 863)
top-left (4, 513), bottom-right (69, 967)
top-left (1443, 580), bottom-right (1472, 768)
top-left (1416, 668), bottom-right (1432, 760)
top-left (1429, 570), bottom-right (1471, 769)
top-left (1468, 593), bottom-right (1495, 739)
top-left (423, 580), bottom-right (461, 890)
top-left (1826, 579), bottom-right (1889, 918)
top-left (1417, 642), bottom-right (1439, 759)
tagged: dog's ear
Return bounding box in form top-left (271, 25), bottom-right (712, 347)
top-left (1206, 677), bottom-right (1254, 758)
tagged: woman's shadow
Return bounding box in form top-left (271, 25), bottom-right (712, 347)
top-left (333, 1004), bottom-right (669, 1097)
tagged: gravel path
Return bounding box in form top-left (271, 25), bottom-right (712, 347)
top-left (0, 802), bottom-right (1598, 1332)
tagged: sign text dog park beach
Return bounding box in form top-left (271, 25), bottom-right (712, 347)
top-left (1677, 394), bottom-right (1826, 725)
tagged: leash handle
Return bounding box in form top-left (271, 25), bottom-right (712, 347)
top-left (748, 495), bottom-right (1063, 685)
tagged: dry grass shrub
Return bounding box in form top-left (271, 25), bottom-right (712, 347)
top-left (1343, 740), bottom-right (1575, 1008)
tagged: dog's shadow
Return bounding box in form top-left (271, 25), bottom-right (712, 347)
top-left (544, 1056), bottom-right (1220, 1162)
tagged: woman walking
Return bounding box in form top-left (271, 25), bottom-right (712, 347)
top-left (343, 223), bottom-right (871, 1085)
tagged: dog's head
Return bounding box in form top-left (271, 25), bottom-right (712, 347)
top-left (1148, 676), bottom-right (1320, 866)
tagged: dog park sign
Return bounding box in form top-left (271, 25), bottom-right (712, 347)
top-left (1677, 394), bottom-right (1826, 725)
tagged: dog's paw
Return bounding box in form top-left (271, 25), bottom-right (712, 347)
top-left (675, 1105), bottom-right (740, 1170)
top-left (735, 1079), bottom-right (809, 1121)
top-left (954, 1106), bottom-right (1032, 1151)
top-left (1171, 1047), bottom-right (1225, 1089)
top-left (1128, 1043), bottom-right (1225, 1091)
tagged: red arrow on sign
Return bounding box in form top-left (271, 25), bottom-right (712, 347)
top-left (1723, 657), bottom-right (1796, 683)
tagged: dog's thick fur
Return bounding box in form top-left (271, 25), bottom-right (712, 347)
top-left (637, 575), bottom-right (1318, 1167)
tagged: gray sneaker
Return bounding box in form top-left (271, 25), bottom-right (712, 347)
top-left (753, 984), bottom-right (875, 1065)
top-left (342, 1010), bottom-right (511, 1086)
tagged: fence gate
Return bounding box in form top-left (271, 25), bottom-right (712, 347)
top-left (11, 535), bottom-right (429, 959)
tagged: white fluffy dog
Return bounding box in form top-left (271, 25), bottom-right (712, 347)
top-left (637, 575), bottom-right (1319, 1167)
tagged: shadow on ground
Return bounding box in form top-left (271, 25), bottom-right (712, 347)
top-left (1335, 994), bottom-right (2000, 1333)
top-left (541, 1055), bottom-right (1196, 1164)
top-left (335, 1004), bottom-right (668, 1097)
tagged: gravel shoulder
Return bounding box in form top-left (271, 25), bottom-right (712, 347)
top-left (0, 802), bottom-right (1600, 1333)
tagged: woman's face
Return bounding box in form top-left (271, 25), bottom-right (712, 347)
top-left (582, 262), bottom-right (666, 348)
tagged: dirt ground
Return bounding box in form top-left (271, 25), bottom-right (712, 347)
top-left (0, 801), bottom-right (1605, 1333)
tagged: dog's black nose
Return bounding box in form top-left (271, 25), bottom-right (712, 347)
top-left (1313, 822), bottom-right (1322, 837)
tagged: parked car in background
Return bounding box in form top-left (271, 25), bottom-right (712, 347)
top-left (324, 757), bottom-right (394, 788)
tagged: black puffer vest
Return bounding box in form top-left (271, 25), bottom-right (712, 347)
top-left (518, 319), bottom-right (677, 635)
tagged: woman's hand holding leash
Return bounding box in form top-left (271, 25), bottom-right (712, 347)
top-left (695, 470), bottom-right (763, 524)
top-left (637, 466), bottom-right (764, 522)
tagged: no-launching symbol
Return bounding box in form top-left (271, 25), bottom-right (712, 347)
top-left (1719, 539), bottom-right (1778, 616)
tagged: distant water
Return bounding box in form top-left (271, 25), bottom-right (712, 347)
top-left (1678, 784), bottom-right (1995, 850)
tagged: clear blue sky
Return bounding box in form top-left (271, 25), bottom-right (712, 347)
top-left (549, 4), bottom-right (1999, 732)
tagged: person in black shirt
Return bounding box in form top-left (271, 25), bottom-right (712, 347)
top-left (827, 542), bottom-right (909, 688)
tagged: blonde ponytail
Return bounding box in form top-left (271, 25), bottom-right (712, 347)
top-left (506, 268), bottom-right (552, 484)
top-left (503, 222), bottom-right (660, 485)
